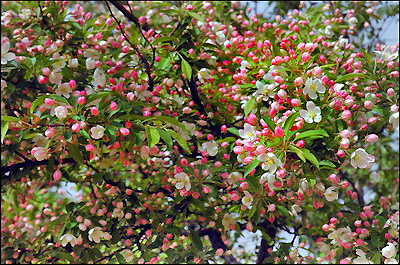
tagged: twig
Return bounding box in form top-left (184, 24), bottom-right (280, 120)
top-left (104, 1), bottom-right (154, 89)
top-left (109, 1), bottom-right (150, 31)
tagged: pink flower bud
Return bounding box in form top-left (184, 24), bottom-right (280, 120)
top-left (90, 107), bottom-right (99, 116)
top-left (110, 101), bottom-right (118, 111)
top-left (69, 80), bottom-right (76, 89)
top-left (85, 145), bottom-right (95, 152)
top-left (233, 146), bottom-right (243, 154)
top-left (276, 168), bottom-right (286, 178)
top-left (243, 156), bottom-right (254, 164)
top-left (291, 98), bottom-right (301, 107)
top-left (341, 110), bottom-right (352, 120)
top-left (44, 98), bottom-right (55, 106)
top-left (322, 224), bottom-right (330, 232)
top-left (78, 96), bottom-right (86, 105)
top-left (387, 88), bottom-right (395, 97)
top-left (72, 123), bottom-right (80, 132)
top-left (337, 150), bottom-right (345, 158)
top-left (45, 128), bottom-right (55, 138)
top-left (302, 52), bottom-right (311, 62)
top-left (256, 145), bottom-right (267, 154)
top-left (274, 126), bottom-right (284, 137)
top-left (53, 170), bottom-right (62, 182)
top-left (365, 134), bottom-right (378, 143)
top-left (368, 117), bottom-right (377, 124)
top-left (120, 128), bottom-right (130, 136)
top-left (364, 100), bottom-right (373, 109)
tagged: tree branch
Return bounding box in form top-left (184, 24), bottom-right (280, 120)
top-left (1, 158), bottom-right (75, 181)
top-left (109, 0), bottom-right (150, 31)
top-left (256, 221), bottom-right (276, 264)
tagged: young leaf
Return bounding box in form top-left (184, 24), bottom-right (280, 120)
top-left (227, 127), bottom-right (239, 137)
top-left (319, 160), bottom-right (336, 168)
top-left (156, 116), bottom-right (192, 135)
top-left (181, 58), bottom-right (192, 80)
top-left (1, 116), bottom-right (21, 122)
top-left (166, 129), bottom-right (190, 152)
top-left (156, 128), bottom-right (173, 148)
top-left (152, 36), bottom-right (177, 45)
top-left (335, 73), bottom-right (366, 83)
top-left (188, 11), bottom-right (205, 22)
top-left (290, 146), bottom-right (306, 162)
top-left (283, 112), bottom-right (300, 134)
top-left (301, 148), bottom-right (319, 169)
top-left (246, 174), bottom-right (259, 189)
top-left (30, 95), bottom-right (47, 114)
top-left (294, 129), bottom-right (328, 141)
top-left (1, 122), bottom-right (9, 144)
top-left (145, 126), bottom-right (160, 148)
top-left (262, 116), bottom-right (276, 131)
top-left (244, 97), bottom-right (255, 117)
top-left (68, 143), bottom-right (84, 165)
top-left (244, 158), bottom-right (260, 177)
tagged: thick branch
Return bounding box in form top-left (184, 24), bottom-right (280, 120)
top-left (1, 158), bottom-right (75, 181)
top-left (109, 1), bottom-right (150, 31)
top-left (256, 221), bottom-right (276, 264)
top-left (199, 228), bottom-right (238, 264)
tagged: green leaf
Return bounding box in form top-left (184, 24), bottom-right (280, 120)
top-left (166, 129), bottom-right (190, 152)
top-left (190, 230), bottom-right (203, 250)
top-left (116, 252), bottom-right (126, 264)
top-left (283, 112), bottom-right (300, 135)
top-left (294, 129), bottom-right (329, 141)
top-left (335, 73), bottom-right (366, 83)
top-left (244, 158), bottom-right (260, 177)
top-left (308, 178), bottom-right (316, 187)
top-left (290, 146), bottom-right (306, 162)
top-left (152, 36), bottom-right (177, 45)
top-left (188, 11), bottom-right (205, 22)
top-left (319, 160), bottom-right (336, 168)
top-left (30, 95), bottom-right (47, 114)
top-left (1, 122), bottom-right (9, 144)
top-left (262, 116), bottom-right (276, 131)
top-left (227, 127), bottom-right (239, 136)
top-left (2, 115), bottom-right (21, 123)
top-left (244, 97), bottom-right (256, 117)
top-left (68, 143), bottom-right (84, 165)
top-left (362, 50), bottom-right (373, 65)
top-left (156, 116), bottom-right (192, 135)
top-left (86, 92), bottom-right (112, 104)
top-left (300, 148), bottom-right (319, 169)
top-left (181, 58), bottom-right (192, 80)
top-left (145, 126), bottom-right (160, 148)
top-left (277, 205), bottom-right (290, 217)
top-left (246, 174), bottom-right (258, 189)
top-left (371, 253), bottom-right (381, 264)
top-left (156, 128), bottom-right (173, 148)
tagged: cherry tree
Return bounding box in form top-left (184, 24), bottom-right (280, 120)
top-left (1, 1), bottom-right (399, 264)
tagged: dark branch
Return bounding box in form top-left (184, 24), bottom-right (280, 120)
top-left (109, 1), bottom-right (150, 31)
top-left (1, 158), bottom-right (75, 181)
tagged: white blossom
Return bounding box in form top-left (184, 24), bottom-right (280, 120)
top-left (174, 172), bottom-right (191, 191)
top-left (300, 101), bottom-right (322, 123)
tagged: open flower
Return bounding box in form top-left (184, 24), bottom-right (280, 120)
top-left (31, 147), bottom-right (47, 161)
top-left (93, 68), bottom-right (106, 88)
top-left (121, 249), bottom-right (134, 262)
top-left (239, 123), bottom-right (256, 141)
top-left (90, 125), bottom-right (105, 139)
top-left (174, 172), bottom-right (191, 191)
top-left (55, 83), bottom-right (72, 98)
top-left (374, 45), bottom-right (398, 61)
top-left (60, 233), bottom-right (77, 247)
top-left (222, 213), bottom-right (236, 230)
top-left (1, 40), bottom-right (15, 64)
top-left (242, 191), bottom-right (253, 206)
top-left (258, 153), bottom-right (283, 173)
top-left (382, 243), bottom-right (396, 259)
top-left (55, 106), bottom-right (68, 119)
top-left (198, 68), bottom-right (212, 83)
top-left (324, 187), bottom-right (338, 202)
top-left (199, 141), bottom-right (218, 156)
top-left (353, 249), bottom-right (373, 264)
top-left (304, 78), bottom-right (325, 99)
top-left (88, 227), bottom-right (111, 243)
top-left (300, 101), bottom-right (322, 123)
top-left (350, 148), bottom-right (375, 169)
top-left (227, 172), bottom-right (242, 185)
top-left (389, 112), bottom-right (399, 130)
